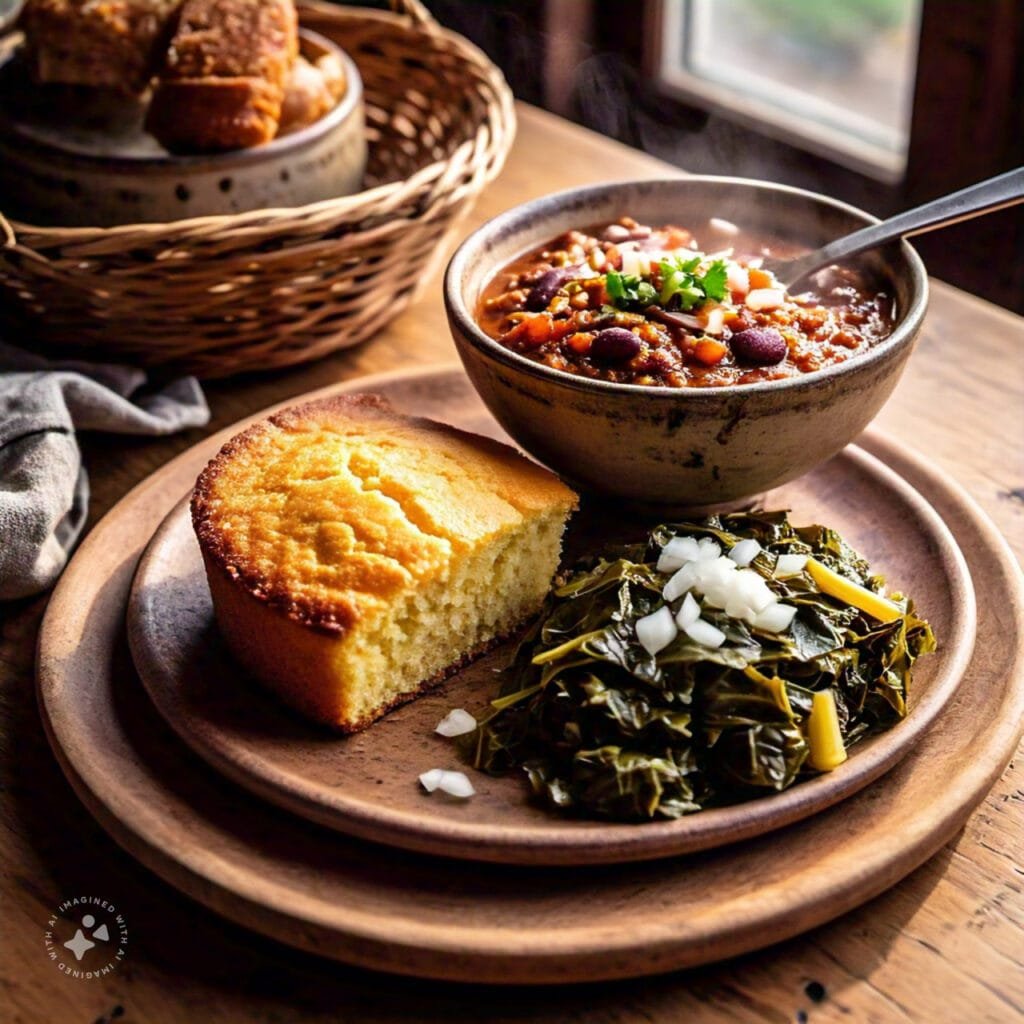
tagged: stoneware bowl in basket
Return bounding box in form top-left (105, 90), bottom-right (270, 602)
top-left (0, 0), bottom-right (515, 378)
top-left (0, 28), bottom-right (367, 225)
top-left (444, 177), bottom-right (928, 510)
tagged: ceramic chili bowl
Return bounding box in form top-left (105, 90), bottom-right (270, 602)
top-left (444, 176), bottom-right (928, 511)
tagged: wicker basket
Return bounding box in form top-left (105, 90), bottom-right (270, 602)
top-left (0, 0), bottom-right (515, 378)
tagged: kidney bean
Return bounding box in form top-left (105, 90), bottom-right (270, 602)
top-left (602, 224), bottom-right (631, 242)
top-left (525, 265), bottom-right (582, 311)
top-left (591, 327), bottom-right (641, 363)
top-left (730, 327), bottom-right (787, 366)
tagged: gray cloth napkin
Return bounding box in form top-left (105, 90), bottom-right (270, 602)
top-left (0, 342), bottom-right (210, 600)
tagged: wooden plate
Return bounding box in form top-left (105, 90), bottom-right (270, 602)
top-left (36, 366), bottom-right (1024, 983)
top-left (126, 374), bottom-right (974, 865)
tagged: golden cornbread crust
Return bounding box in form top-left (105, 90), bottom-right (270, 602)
top-left (22, 0), bottom-right (183, 92)
top-left (192, 394), bottom-right (379, 636)
top-left (192, 392), bottom-right (577, 731)
top-left (191, 392), bottom-right (575, 634)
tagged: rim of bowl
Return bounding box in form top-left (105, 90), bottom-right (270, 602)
top-left (0, 28), bottom-right (363, 173)
top-left (444, 176), bottom-right (929, 400)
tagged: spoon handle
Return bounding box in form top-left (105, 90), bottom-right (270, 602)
top-left (777, 166), bottom-right (1024, 287)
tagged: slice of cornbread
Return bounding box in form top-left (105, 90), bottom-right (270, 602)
top-left (146, 0), bottom-right (297, 151)
top-left (23, 0), bottom-right (182, 92)
top-left (191, 394), bottom-right (577, 732)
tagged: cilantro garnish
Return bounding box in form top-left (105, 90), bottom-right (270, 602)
top-left (658, 255), bottom-right (730, 310)
top-left (605, 269), bottom-right (657, 309)
top-left (605, 255), bottom-right (730, 313)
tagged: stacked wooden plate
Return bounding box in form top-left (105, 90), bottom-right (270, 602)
top-left (36, 366), bottom-right (1024, 983)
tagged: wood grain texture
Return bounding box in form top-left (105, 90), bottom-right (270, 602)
top-left (123, 374), bottom-right (975, 867)
top-left (2, 104), bottom-right (1023, 1022)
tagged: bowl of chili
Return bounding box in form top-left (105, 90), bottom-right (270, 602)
top-left (444, 176), bottom-right (927, 509)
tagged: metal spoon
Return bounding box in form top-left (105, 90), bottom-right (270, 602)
top-left (763, 166), bottom-right (1024, 292)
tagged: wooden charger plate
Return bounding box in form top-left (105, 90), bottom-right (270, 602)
top-left (37, 366), bottom-right (1024, 983)
top-left (127, 375), bottom-right (974, 866)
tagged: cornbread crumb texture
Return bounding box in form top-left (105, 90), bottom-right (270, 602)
top-left (194, 394), bottom-right (576, 633)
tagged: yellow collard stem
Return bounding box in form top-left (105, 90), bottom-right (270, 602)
top-left (808, 690), bottom-right (848, 772)
top-left (806, 558), bottom-right (903, 623)
top-left (744, 665), bottom-right (794, 717)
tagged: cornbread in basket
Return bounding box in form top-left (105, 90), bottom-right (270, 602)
top-left (0, 0), bottom-right (515, 377)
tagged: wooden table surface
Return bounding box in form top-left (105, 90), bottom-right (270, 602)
top-left (3, 104), bottom-right (1022, 1024)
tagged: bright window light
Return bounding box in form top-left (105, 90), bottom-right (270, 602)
top-left (656, 0), bottom-right (922, 181)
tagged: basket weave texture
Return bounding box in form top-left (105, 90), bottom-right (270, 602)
top-left (0, 0), bottom-right (515, 378)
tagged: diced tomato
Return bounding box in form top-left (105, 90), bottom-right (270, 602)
top-left (693, 338), bottom-right (729, 366)
top-left (663, 226), bottom-right (692, 249)
top-left (507, 313), bottom-right (552, 348)
top-left (565, 331), bottom-right (594, 354)
top-left (551, 317), bottom-right (577, 340)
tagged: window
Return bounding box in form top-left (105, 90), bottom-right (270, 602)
top-left (655, 0), bottom-right (922, 181)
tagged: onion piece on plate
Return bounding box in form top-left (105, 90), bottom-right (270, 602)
top-left (636, 605), bottom-right (677, 655)
top-left (419, 768), bottom-right (445, 792)
top-left (729, 538), bottom-right (761, 566)
top-left (435, 708), bottom-right (477, 737)
top-left (675, 592), bottom-right (701, 629)
top-left (684, 618), bottom-right (726, 649)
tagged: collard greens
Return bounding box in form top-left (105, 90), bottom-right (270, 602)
top-left (468, 511), bottom-right (936, 822)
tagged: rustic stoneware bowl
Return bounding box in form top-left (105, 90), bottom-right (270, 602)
top-left (0, 28), bottom-right (366, 226)
top-left (444, 177), bottom-right (928, 510)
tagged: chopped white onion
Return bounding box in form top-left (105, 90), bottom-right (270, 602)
top-left (657, 535), bottom-right (701, 572)
top-left (437, 770), bottom-right (476, 799)
top-left (735, 569), bottom-right (776, 613)
top-left (663, 562), bottom-right (698, 602)
top-left (709, 217), bottom-right (740, 236)
top-left (636, 606), bottom-right (677, 656)
top-left (726, 261), bottom-right (750, 296)
top-left (649, 537), bottom-right (801, 643)
top-left (419, 768), bottom-right (445, 793)
top-left (620, 245), bottom-right (642, 278)
top-left (725, 595), bottom-right (755, 621)
top-left (703, 306), bottom-right (727, 336)
top-left (675, 592), bottom-right (701, 629)
top-left (435, 708), bottom-right (477, 738)
top-left (753, 603), bottom-right (798, 633)
top-left (775, 553), bottom-right (809, 578)
top-left (698, 556), bottom-right (737, 587)
top-left (696, 538), bottom-right (722, 561)
top-left (728, 538), bottom-right (761, 566)
top-left (684, 618), bottom-right (726, 649)
top-left (746, 288), bottom-right (786, 312)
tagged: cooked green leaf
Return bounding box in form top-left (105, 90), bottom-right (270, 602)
top-left (469, 511), bottom-right (936, 822)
